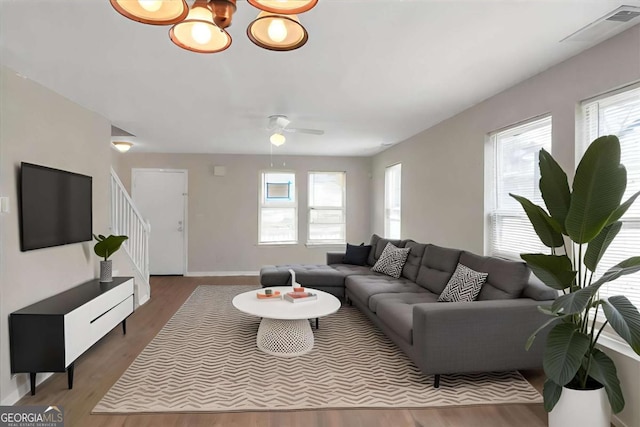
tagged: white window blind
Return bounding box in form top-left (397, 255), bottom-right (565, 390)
top-left (308, 172), bottom-right (346, 244)
top-left (582, 86), bottom-right (640, 312)
top-left (489, 116), bottom-right (552, 259)
top-left (259, 171), bottom-right (297, 244)
top-left (384, 164), bottom-right (401, 239)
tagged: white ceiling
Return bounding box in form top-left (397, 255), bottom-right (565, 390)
top-left (1, 0), bottom-right (638, 156)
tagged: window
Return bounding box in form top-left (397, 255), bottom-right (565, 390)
top-left (259, 171), bottom-right (297, 244)
top-left (489, 116), bottom-right (552, 259)
top-left (582, 85), bottom-right (640, 312)
top-left (384, 164), bottom-right (401, 239)
top-left (307, 172), bottom-right (346, 244)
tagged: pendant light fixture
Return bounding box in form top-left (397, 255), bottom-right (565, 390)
top-left (270, 133), bottom-right (286, 147)
top-left (247, 0), bottom-right (317, 15)
top-left (110, 0), bottom-right (189, 25)
top-left (247, 12), bottom-right (308, 51)
top-left (169, 0), bottom-right (232, 53)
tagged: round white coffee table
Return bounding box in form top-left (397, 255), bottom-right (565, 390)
top-left (232, 287), bottom-right (341, 357)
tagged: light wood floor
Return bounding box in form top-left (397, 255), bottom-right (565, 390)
top-left (16, 276), bottom-right (548, 427)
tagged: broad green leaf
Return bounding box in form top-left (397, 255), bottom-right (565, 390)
top-left (588, 349), bottom-right (625, 414)
top-left (590, 257), bottom-right (640, 292)
top-left (552, 287), bottom-right (594, 315)
top-left (526, 315), bottom-right (564, 350)
top-left (584, 222), bottom-right (622, 272)
top-left (510, 194), bottom-right (564, 248)
top-left (521, 254), bottom-right (575, 291)
top-left (539, 148), bottom-right (571, 234)
top-left (543, 323), bottom-right (591, 386)
top-left (607, 190), bottom-right (640, 226)
top-left (566, 135), bottom-right (626, 244)
top-left (543, 378), bottom-right (563, 412)
top-left (602, 296), bottom-right (640, 355)
top-left (93, 235), bottom-right (128, 260)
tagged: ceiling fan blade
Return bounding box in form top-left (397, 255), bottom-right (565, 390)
top-left (286, 128), bottom-right (325, 135)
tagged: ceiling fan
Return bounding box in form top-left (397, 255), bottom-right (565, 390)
top-left (267, 115), bottom-right (324, 146)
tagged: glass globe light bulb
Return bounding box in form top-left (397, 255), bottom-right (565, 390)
top-left (270, 133), bottom-right (286, 147)
top-left (267, 18), bottom-right (287, 42)
top-left (191, 22), bottom-right (213, 44)
top-left (138, 0), bottom-right (163, 12)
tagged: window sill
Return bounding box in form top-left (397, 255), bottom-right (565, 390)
top-left (257, 242), bottom-right (298, 247)
top-left (305, 242), bottom-right (346, 248)
top-left (597, 332), bottom-right (640, 362)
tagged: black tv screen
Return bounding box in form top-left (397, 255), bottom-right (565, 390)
top-left (20, 162), bottom-right (92, 251)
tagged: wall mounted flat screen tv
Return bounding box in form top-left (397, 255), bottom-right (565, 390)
top-left (20, 162), bottom-right (93, 251)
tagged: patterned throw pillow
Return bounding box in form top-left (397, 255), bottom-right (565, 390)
top-left (438, 263), bottom-right (488, 302)
top-left (371, 243), bottom-right (411, 279)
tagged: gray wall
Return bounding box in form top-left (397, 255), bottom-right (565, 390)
top-left (0, 67), bottom-right (114, 404)
top-left (371, 26), bottom-right (640, 427)
top-left (114, 153), bottom-right (372, 273)
top-left (372, 26), bottom-right (640, 255)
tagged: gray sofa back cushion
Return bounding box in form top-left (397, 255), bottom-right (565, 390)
top-left (367, 234), bottom-right (404, 266)
top-left (459, 251), bottom-right (530, 300)
top-left (415, 244), bottom-right (462, 294)
top-left (401, 241), bottom-right (427, 282)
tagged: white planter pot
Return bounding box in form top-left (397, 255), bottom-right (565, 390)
top-left (549, 386), bottom-right (611, 427)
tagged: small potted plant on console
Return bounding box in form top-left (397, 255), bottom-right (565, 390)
top-left (93, 234), bottom-right (128, 283)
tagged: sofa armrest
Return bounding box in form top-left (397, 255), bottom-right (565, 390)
top-left (412, 299), bottom-right (554, 375)
top-left (326, 252), bottom-right (345, 265)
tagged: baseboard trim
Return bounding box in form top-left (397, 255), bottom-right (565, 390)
top-left (1, 372), bottom-right (54, 406)
top-left (186, 271), bottom-right (259, 277)
top-left (138, 294), bottom-right (151, 306)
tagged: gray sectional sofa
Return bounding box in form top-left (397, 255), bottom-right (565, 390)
top-left (260, 234), bottom-right (557, 386)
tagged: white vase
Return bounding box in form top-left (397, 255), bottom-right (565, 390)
top-left (549, 386), bottom-right (611, 427)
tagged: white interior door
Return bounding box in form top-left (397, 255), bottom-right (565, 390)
top-left (132, 169), bottom-right (187, 275)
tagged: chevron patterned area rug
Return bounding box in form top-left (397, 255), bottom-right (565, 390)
top-left (93, 285), bottom-right (542, 413)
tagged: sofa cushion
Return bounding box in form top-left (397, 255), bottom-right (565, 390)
top-left (367, 234), bottom-right (403, 266)
top-left (376, 301), bottom-right (414, 344)
top-left (401, 241), bottom-right (427, 282)
top-left (459, 252), bottom-right (530, 300)
top-left (346, 275), bottom-right (428, 306)
top-left (260, 264), bottom-right (345, 287)
top-left (331, 264), bottom-right (377, 276)
top-left (368, 291), bottom-right (439, 313)
top-left (438, 263), bottom-right (488, 302)
top-left (415, 244), bottom-right (462, 294)
top-left (343, 243), bottom-right (372, 266)
top-left (372, 243), bottom-right (411, 278)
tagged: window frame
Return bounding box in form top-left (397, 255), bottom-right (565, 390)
top-left (580, 83), bottom-right (640, 321)
top-left (384, 163), bottom-right (402, 239)
top-left (258, 170), bottom-right (298, 245)
top-left (306, 171), bottom-right (347, 245)
top-left (488, 115), bottom-right (552, 260)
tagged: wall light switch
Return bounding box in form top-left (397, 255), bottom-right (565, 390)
top-left (0, 197), bottom-right (9, 213)
top-left (213, 166), bottom-right (226, 177)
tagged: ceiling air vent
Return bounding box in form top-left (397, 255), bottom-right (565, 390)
top-left (561, 5), bottom-right (640, 42)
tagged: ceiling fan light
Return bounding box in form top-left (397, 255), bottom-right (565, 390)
top-left (169, 0), bottom-right (232, 53)
top-left (110, 0), bottom-right (189, 25)
top-left (247, 12), bottom-right (308, 51)
top-left (270, 133), bottom-right (286, 146)
top-left (112, 141), bottom-right (134, 152)
top-left (248, 0), bottom-right (317, 15)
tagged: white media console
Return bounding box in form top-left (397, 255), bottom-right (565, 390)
top-left (9, 277), bottom-right (134, 395)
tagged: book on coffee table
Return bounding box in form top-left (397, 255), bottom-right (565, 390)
top-left (284, 292), bottom-right (318, 303)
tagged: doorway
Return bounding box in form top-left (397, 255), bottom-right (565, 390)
top-left (132, 169), bottom-right (187, 275)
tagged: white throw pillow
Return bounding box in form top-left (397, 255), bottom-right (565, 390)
top-left (438, 263), bottom-right (488, 302)
top-left (371, 243), bottom-right (410, 279)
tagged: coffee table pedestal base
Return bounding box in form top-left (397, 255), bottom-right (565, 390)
top-left (257, 318), bottom-right (314, 357)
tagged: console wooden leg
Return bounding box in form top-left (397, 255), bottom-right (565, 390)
top-left (434, 374), bottom-right (440, 388)
top-left (122, 318), bottom-right (127, 335)
top-left (316, 318), bottom-right (319, 329)
top-left (30, 372), bottom-right (36, 396)
top-left (67, 363), bottom-right (74, 390)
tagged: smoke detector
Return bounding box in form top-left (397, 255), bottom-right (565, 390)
top-left (561, 5), bottom-right (640, 43)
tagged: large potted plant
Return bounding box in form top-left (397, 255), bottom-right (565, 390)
top-left (510, 135), bottom-right (640, 426)
top-left (93, 234), bottom-right (128, 283)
